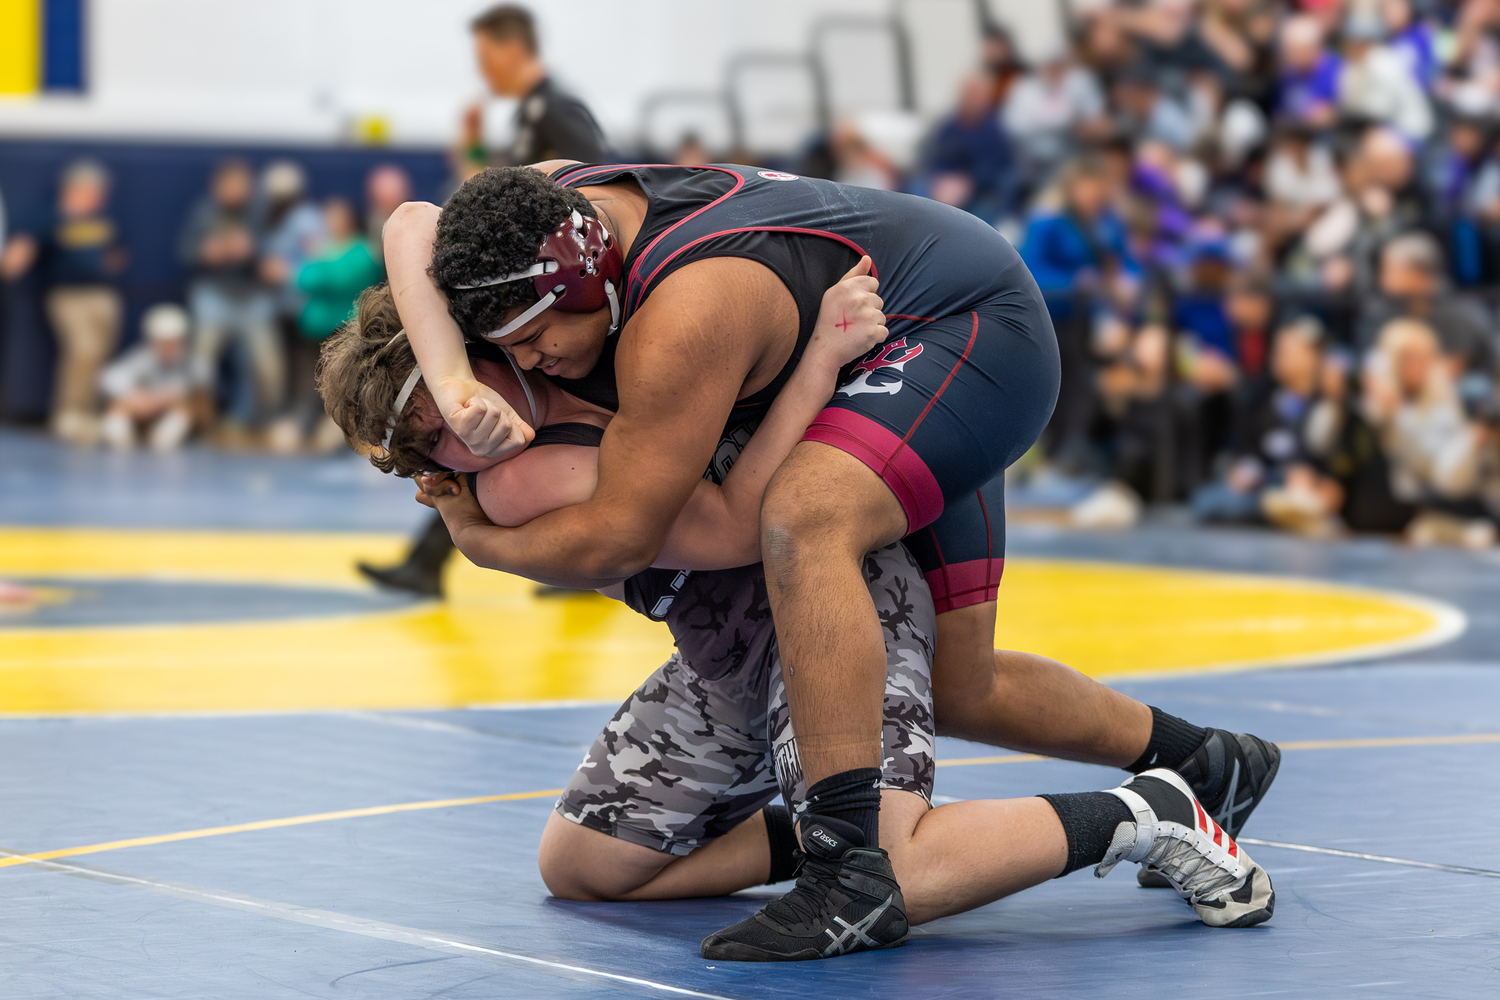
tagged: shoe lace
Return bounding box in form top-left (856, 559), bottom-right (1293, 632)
top-left (1144, 836), bottom-right (1239, 900)
top-left (763, 854), bottom-right (843, 926)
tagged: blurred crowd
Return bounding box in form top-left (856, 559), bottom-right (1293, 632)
top-left (777, 0), bottom-right (1500, 547)
top-left (5, 0), bottom-right (1500, 549)
top-left (0, 156), bottom-right (412, 454)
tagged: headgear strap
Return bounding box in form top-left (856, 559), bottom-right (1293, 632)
top-left (458, 209), bottom-right (623, 340)
top-left (379, 331), bottom-right (538, 454)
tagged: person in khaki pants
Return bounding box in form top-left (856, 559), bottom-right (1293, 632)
top-left (0, 160), bottom-right (128, 444)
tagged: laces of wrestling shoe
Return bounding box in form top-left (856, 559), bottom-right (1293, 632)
top-left (763, 854), bottom-right (844, 926)
top-left (1144, 836), bottom-right (1240, 900)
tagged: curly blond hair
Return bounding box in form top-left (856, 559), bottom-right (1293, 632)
top-left (316, 284), bottom-right (439, 478)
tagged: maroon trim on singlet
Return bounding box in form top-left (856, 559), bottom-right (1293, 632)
top-left (634, 226), bottom-right (877, 312)
top-left (802, 408), bottom-right (944, 530)
top-left (554, 165), bottom-right (880, 320)
top-left (801, 311), bottom-right (981, 531)
top-left (896, 311), bottom-right (979, 457)
top-left (554, 163), bottom-right (749, 314)
top-left (885, 313), bottom-right (937, 324)
top-left (924, 558), bottom-right (1005, 615)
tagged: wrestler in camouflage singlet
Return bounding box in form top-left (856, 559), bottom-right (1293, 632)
top-left (556, 543), bottom-right (937, 856)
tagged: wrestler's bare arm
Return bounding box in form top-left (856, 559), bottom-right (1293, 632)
top-left (425, 258), bottom-right (788, 587)
top-left (655, 257), bottom-right (886, 570)
top-left (384, 202), bottom-right (535, 457)
top-left (456, 258), bottom-right (882, 575)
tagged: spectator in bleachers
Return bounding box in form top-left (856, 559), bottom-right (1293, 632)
top-left (178, 158), bottom-right (282, 441)
top-left (364, 164), bottom-right (413, 270)
top-left (914, 72), bottom-right (1015, 222)
top-left (1384, 0), bottom-right (1439, 91)
top-left (1275, 15), bottom-right (1340, 129)
top-left (288, 197), bottom-right (381, 452)
top-left (1359, 232), bottom-right (1497, 375)
top-left (981, 25), bottom-right (1024, 109)
top-left (1020, 154), bottom-right (1138, 464)
top-left (672, 133), bottom-right (711, 166)
top-left (258, 160), bottom-right (324, 321)
top-left (258, 160), bottom-right (327, 452)
top-left (1003, 47), bottom-right (1108, 186)
top-left (1423, 115), bottom-right (1490, 285)
top-left (0, 160), bottom-right (127, 445)
top-left (1452, 123), bottom-right (1500, 282)
top-left (1191, 315), bottom-right (1339, 532)
top-left (1109, 66), bottom-right (1199, 152)
top-left (828, 121), bottom-right (900, 191)
top-left (1336, 10), bottom-right (1433, 141)
top-left (99, 303), bottom-right (205, 452)
top-left (1362, 317), bottom-right (1497, 546)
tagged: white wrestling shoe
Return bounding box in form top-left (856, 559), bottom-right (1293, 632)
top-left (1096, 768), bottom-right (1275, 928)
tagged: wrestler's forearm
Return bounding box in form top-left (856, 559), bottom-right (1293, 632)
top-left (653, 353), bottom-right (843, 570)
top-left (384, 202), bottom-right (476, 393)
top-left (442, 497), bottom-right (657, 587)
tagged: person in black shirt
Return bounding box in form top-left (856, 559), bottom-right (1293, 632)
top-left (457, 4), bottom-right (608, 178)
top-left (360, 3), bottom-right (608, 597)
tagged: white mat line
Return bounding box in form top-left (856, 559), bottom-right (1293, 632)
top-left (1240, 838), bottom-right (1500, 879)
top-left (0, 849), bottom-right (744, 1000)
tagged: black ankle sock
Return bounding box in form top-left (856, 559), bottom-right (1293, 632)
top-left (803, 767), bottom-right (882, 848)
top-left (1038, 791), bottom-right (1136, 877)
top-left (1127, 707), bottom-right (1208, 774)
top-left (763, 805), bottom-right (800, 884)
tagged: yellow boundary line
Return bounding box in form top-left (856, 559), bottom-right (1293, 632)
top-left (0, 789), bottom-right (562, 870)
top-left (6, 731), bottom-right (1499, 873)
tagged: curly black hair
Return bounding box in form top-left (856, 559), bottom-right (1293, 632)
top-left (430, 166), bottom-right (594, 338)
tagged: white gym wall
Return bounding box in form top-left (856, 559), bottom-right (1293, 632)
top-left (0, 0), bottom-right (1068, 148)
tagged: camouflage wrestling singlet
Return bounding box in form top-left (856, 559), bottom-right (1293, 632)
top-left (555, 543), bottom-right (938, 856)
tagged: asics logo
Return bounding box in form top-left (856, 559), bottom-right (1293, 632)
top-left (809, 829), bottom-right (840, 849)
top-left (821, 893), bottom-right (897, 956)
top-left (1213, 759), bottom-right (1245, 829)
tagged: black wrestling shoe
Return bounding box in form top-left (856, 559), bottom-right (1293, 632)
top-left (1139, 729), bottom-right (1280, 887)
top-left (356, 560), bottom-right (443, 598)
top-left (700, 815), bottom-right (908, 962)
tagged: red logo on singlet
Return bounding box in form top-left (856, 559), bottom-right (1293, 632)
top-left (757, 170), bottom-right (799, 181)
top-left (838, 338), bottom-right (924, 397)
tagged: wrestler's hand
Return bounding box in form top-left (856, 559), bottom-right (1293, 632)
top-left (415, 472), bottom-right (493, 549)
top-left (429, 375), bottom-right (535, 460)
top-left (808, 256), bottom-right (887, 374)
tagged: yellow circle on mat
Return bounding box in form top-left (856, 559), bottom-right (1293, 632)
top-left (0, 528), bottom-right (1462, 714)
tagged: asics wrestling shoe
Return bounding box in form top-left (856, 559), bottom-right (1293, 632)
top-left (1099, 769), bottom-right (1275, 928)
top-left (1139, 728), bottom-right (1280, 887)
top-left (700, 815), bottom-right (908, 962)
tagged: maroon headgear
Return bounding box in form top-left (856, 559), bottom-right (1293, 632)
top-left (454, 208), bottom-right (624, 341)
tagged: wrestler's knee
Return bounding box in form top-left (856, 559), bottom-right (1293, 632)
top-left (537, 811), bottom-right (665, 902)
top-left (760, 443), bottom-right (907, 572)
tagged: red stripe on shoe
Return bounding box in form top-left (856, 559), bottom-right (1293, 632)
top-left (1195, 801), bottom-right (1208, 832)
top-left (1228, 838), bottom-right (1238, 858)
top-left (803, 408), bottom-right (944, 529)
top-left (924, 558), bottom-right (1005, 615)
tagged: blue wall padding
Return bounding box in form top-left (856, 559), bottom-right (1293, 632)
top-left (42, 0), bottom-right (85, 92)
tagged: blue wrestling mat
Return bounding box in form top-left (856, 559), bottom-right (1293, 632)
top-left (1, 429), bottom-right (1496, 999)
